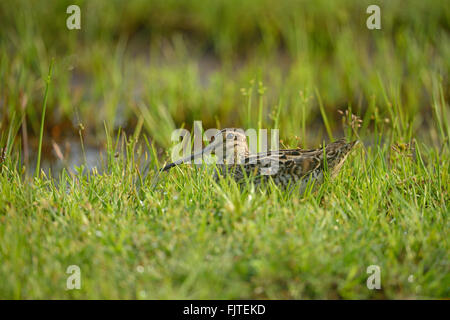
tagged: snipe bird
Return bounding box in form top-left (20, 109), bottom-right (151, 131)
top-left (161, 128), bottom-right (359, 192)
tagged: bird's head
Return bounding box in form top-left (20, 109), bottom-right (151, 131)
top-left (161, 128), bottom-right (249, 171)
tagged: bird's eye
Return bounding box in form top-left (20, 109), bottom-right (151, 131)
top-left (226, 133), bottom-right (234, 139)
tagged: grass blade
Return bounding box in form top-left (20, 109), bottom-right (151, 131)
top-left (35, 59), bottom-right (54, 178)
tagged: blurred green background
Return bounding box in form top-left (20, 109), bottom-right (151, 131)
top-left (0, 0), bottom-right (448, 169)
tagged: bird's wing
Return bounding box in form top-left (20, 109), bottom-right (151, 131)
top-left (240, 150), bottom-right (323, 177)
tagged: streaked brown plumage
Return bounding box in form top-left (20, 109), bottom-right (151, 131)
top-left (0, 147), bottom-right (5, 165)
top-left (161, 128), bottom-right (359, 192)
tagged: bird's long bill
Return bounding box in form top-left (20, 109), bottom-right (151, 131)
top-left (160, 139), bottom-right (221, 172)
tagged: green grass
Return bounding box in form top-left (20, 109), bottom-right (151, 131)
top-left (0, 135), bottom-right (448, 299)
top-left (0, 0), bottom-right (449, 299)
top-left (35, 59), bottom-right (54, 178)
